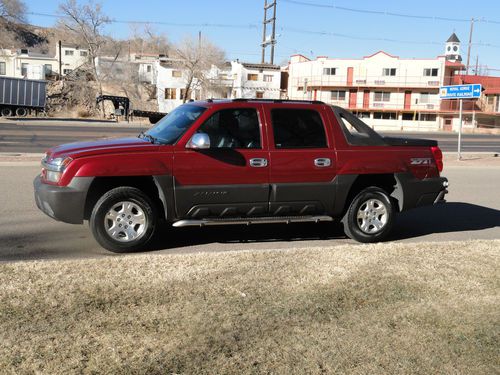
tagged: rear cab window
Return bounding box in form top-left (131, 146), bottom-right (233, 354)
top-left (270, 108), bottom-right (328, 149)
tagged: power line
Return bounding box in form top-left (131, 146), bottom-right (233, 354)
top-left (26, 12), bottom-right (259, 29)
top-left (280, 0), bottom-right (500, 25)
top-left (26, 11), bottom-right (500, 50)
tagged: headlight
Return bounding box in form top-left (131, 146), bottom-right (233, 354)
top-left (41, 155), bottom-right (73, 184)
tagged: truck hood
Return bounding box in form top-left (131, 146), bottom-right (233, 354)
top-left (47, 137), bottom-right (161, 159)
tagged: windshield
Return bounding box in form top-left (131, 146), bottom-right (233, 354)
top-left (145, 104), bottom-right (206, 144)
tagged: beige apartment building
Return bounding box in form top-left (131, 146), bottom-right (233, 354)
top-left (287, 34), bottom-right (467, 131)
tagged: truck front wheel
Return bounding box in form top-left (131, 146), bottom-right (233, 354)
top-left (342, 187), bottom-right (394, 243)
top-left (90, 187), bottom-right (157, 252)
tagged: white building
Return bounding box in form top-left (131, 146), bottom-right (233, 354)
top-left (0, 43), bottom-right (89, 80)
top-left (155, 60), bottom-right (284, 112)
top-left (287, 34), bottom-right (465, 131)
top-left (155, 59), bottom-right (200, 113)
top-left (230, 61), bottom-right (282, 99)
top-left (55, 43), bottom-right (89, 75)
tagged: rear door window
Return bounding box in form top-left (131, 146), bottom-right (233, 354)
top-left (271, 109), bottom-right (327, 148)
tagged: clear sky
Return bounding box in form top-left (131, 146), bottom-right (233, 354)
top-left (26, 0), bottom-right (500, 72)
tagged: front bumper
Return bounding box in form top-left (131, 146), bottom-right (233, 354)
top-left (394, 173), bottom-right (448, 211)
top-left (33, 175), bottom-right (93, 224)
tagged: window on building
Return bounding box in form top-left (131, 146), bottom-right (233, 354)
top-left (374, 91), bottom-right (391, 102)
top-left (172, 70), bottom-right (182, 78)
top-left (355, 112), bottom-right (370, 119)
top-left (323, 67), bottom-right (337, 75)
top-left (420, 93), bottom-right (431, 104)
top-left (247, 73), bottom-right (258, 81)
top-left (44, 64), bottom-right (52, 78)
top-left (197, 108), bottom-right (261, 149)
top-left (271, 109), bottom-right (327, 148)
top-left (165, 88), bottom-right (177, 100)
top-left (64, 50), bottom-right (74, 56)
top-left (373, 112), bottom-right (397, 120)
top-left (382, 68), bottom-right (396, 76)
top-left (180, 88), bottom-right (187, 100)
top-left (80, 51), bottom-right (88, 57)
top-left (330, 90), bottom-right (346, 101)
top-left (487, 96), bottom-right (495, 104)
top-left (263, 75), bottom-right (273, 82)
top-left (63, 68), bottom-right (72, 75)
top-left (146, 65), bottom-right (152, 73)
top-left (420, 114), bottom-right (437, 121)
top-left (402, 113), bottom-right (416, 121)
top-left (423, 68), bottom-right (438, 76)
top-left (0, 62), bottom-right (5, 75)
top-left (21, 63), bottom-right (28, 76)
top-left (255, 91), bottom-right (264, 99)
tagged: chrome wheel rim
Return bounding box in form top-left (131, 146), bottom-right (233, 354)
top-left (104, 201), bottom-right (147, 242)
top-left (356, 198), bottom-right (388, 234)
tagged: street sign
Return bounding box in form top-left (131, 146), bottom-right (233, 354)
top-left (439, 84), bottom-right (482, 160)
top-left (439, 84), bottom-right (482, 99)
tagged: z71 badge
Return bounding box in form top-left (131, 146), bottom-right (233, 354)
top-left (410, 158), bottom-right (432, 165)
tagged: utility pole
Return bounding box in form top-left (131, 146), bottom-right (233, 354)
top-left (58, 40), bottom-right (62, 80)
top-left (466, 18), bottom-right (474, 75)
top-left (475, 55), bottom-right (479, 75)
top-left (261, 0), bottom-right (277, 65)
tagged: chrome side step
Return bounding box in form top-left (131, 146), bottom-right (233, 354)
top-left (172, 215), bottom-right (333, 228)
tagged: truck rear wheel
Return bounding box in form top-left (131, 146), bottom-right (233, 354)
top-left (342, 187), bottom-right (394, 243)
top-left (1, 108), bottom-right (12, 117)
top-left (90, 187), bottom-right (157, 252)
top-left (15, 107), bottom-right (28, 117)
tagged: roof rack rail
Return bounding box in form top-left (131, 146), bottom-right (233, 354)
top-left (231, 98), bottom-right (325, 104)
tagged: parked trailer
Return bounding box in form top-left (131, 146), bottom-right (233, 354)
top-left (0, 76), bottom-right (47, 117)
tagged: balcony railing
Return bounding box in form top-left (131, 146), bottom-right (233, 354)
top-left (295, 75), bottom-right (442, 88)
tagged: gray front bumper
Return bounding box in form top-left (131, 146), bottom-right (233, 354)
top-left (34, 175), bottom-right (93, 224)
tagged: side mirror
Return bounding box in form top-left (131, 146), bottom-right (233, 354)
top-left (187, 133), bottom-right (210, 149)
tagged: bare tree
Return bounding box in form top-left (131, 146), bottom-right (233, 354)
top-left (173, 35), bottom-right (225, 103)
top-left (126, 24), bottom-right (170, 58)
top-left (0, 0), bottom-right (26, 22)
top-left (58, 0), bottom-right (110, 114)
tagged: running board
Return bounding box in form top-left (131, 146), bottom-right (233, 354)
top-left (172, 215), bottom-right (333, 228)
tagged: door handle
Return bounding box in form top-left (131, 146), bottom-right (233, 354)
top-left (249, 158), bottom-right (268, 168)
top-left (314, 158), bottom-right (331, 167)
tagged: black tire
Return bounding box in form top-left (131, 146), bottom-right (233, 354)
top-left (1, 107), bottom-right (12, 117)
top-left (342, 187), bottom-right (394, 243)
top-left (15, 107), bottom-right (28, 117)
top-left (90, 187), bottom-right (157, 253)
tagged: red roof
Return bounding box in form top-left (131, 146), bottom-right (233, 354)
top-left (453, 74), bottom-right (500, 94)
top-left (445, 61), bottom-right (465, 68)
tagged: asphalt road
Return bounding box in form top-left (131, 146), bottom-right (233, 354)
top-left (1, 119), bottom-right (500, 153)
top-left (0, 164), bottom-right (498, 262)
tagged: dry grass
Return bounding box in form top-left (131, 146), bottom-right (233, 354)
top-left (1, 240), bottom-right (499, 374)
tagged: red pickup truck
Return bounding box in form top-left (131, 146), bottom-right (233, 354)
top-left (34, 99), bottom-right (448, 252)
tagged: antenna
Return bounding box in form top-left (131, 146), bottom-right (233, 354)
top-left (261, 0), bottom-right (277, 65)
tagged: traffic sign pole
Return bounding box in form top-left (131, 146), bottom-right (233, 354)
top-left (440, 84), bottom-right (482, 161)
top-left (458, 99), bottom-right (463, 160)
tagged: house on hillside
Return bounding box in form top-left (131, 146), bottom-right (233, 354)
top-left (155, 58), bottom-right (200, 113)
top-left (230, 61), bottom-right (282, 99)
top-left (0, 43), bottom-right (89, 80)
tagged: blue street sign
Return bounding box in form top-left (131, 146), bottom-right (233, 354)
top-left (439, 84), bottom-right (482, 99)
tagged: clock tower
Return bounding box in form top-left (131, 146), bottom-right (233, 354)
top-left (445, 33), bottom-right (462, 62)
